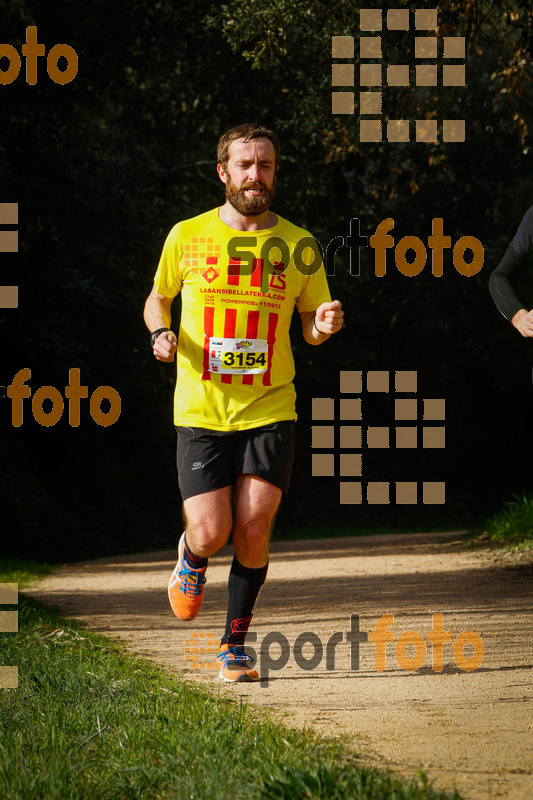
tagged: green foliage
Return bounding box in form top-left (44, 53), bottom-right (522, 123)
top-left (260, 764), bottom-right (461, 800)
top-left (0, 559), bottom-right (55, 588)
top-left (207, 0), bottom-right (532, 165)
top-left (485, 492), bottom-right (533, 545)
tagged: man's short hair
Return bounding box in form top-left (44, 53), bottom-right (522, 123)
top-left (217, 123), bottom-right (280, 170)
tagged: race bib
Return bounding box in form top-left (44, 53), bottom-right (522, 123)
top-left (209, 337), bottom-right (268, 374)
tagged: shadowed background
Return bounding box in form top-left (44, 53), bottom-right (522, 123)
top-left (0, 0), bottom-right (532, 560)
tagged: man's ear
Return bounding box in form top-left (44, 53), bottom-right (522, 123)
top-left (217, 163), bottom-right (227, 184)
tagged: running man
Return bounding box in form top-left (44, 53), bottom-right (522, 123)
top-left (143, 123), bottom-right (343, 682)
top-left (489, 204), bottom-right (533, 336)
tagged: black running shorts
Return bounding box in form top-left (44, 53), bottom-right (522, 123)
top-left (176, 421), bottom-right (295, 501)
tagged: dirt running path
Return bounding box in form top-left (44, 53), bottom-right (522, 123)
top-left (27, 532), bottom-right (533, 800)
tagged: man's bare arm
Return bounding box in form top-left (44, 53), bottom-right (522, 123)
top-left (143, 285), bottom-right (178, 362)
top-left (300, 300), bottom-right (344, 345)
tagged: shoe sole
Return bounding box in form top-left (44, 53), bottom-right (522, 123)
top-left (218, 669), bottom-right (260, 683)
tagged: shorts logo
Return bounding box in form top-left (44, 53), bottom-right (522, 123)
top-left (202, 266), bottom-right (219, 283)
top-left (191, 461), bottom-right (204, 470)
top-left (235, 340), bottom-right (252, 350)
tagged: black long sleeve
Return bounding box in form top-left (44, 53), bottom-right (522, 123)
top-left (489, 204), bottom-right (533, 322)
top-left (489, 242), bottom-right (524, 322)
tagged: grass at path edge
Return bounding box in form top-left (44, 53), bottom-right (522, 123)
top-left (467, 492), bottom-right (533, 549)
top-left (0, 560), bottom-right (462, 800)
top-left (483, 491), bottom-right (533, 546)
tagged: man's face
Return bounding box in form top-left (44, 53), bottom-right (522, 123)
top-left (218, 137), bottom-right (277, 217)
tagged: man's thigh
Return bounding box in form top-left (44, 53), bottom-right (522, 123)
top-left (234, 474), bottom-right (283, 523)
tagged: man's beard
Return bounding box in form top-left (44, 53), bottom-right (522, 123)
top-left (225, 176), bottom-right (276, 217)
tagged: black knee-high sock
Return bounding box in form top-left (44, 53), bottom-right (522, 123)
top-left (220, 556), bottom-right (268, 647)
top-left (183, 537), bottom-right (208, 569)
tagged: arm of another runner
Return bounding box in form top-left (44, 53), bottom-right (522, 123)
top-left (143, 285), bottom-right (178, 362)
top-left (489, 204), bottom-right (533, 337)
top-left (510, 308), bottom-right (533, 337)
top-left (488, 244), bottom-right (533, 336)
top-left (300, 300), bottom-right (344, 345)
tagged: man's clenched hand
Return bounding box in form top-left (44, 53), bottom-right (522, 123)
top-left (511, 308), bottom-right (533, 338)
top-left (153, 331), bottom-right (178, 362)
top-left (314, 300), bottom-right (344, 336)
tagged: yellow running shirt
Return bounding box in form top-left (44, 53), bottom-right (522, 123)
top-left (154, 208), bottom-right (331, 430)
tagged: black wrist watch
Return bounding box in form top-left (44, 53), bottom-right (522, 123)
top-left (150, 327), bottom-right (170, 348)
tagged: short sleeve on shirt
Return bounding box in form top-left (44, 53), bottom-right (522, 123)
top-left (512, 204), bottom-right (533, 259)
top-left (294, 236), bottom-right (332, 312)
top-left (153, 224), bottom-right (184, 298)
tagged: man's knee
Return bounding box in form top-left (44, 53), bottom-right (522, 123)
top-left (183, 491), bottom-right (232, 555)
top-left (186, 521), bottom-right (231, 555)
top-left (232, 517), bottom-right (272, 564)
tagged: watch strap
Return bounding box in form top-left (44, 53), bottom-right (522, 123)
top-left (150, 327), bottom-right (170, 347)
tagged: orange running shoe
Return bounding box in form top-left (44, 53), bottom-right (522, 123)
top-left (168, 533), bottom-right (206, 621)
top-left (216, 643), bottom-right (259, 682)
